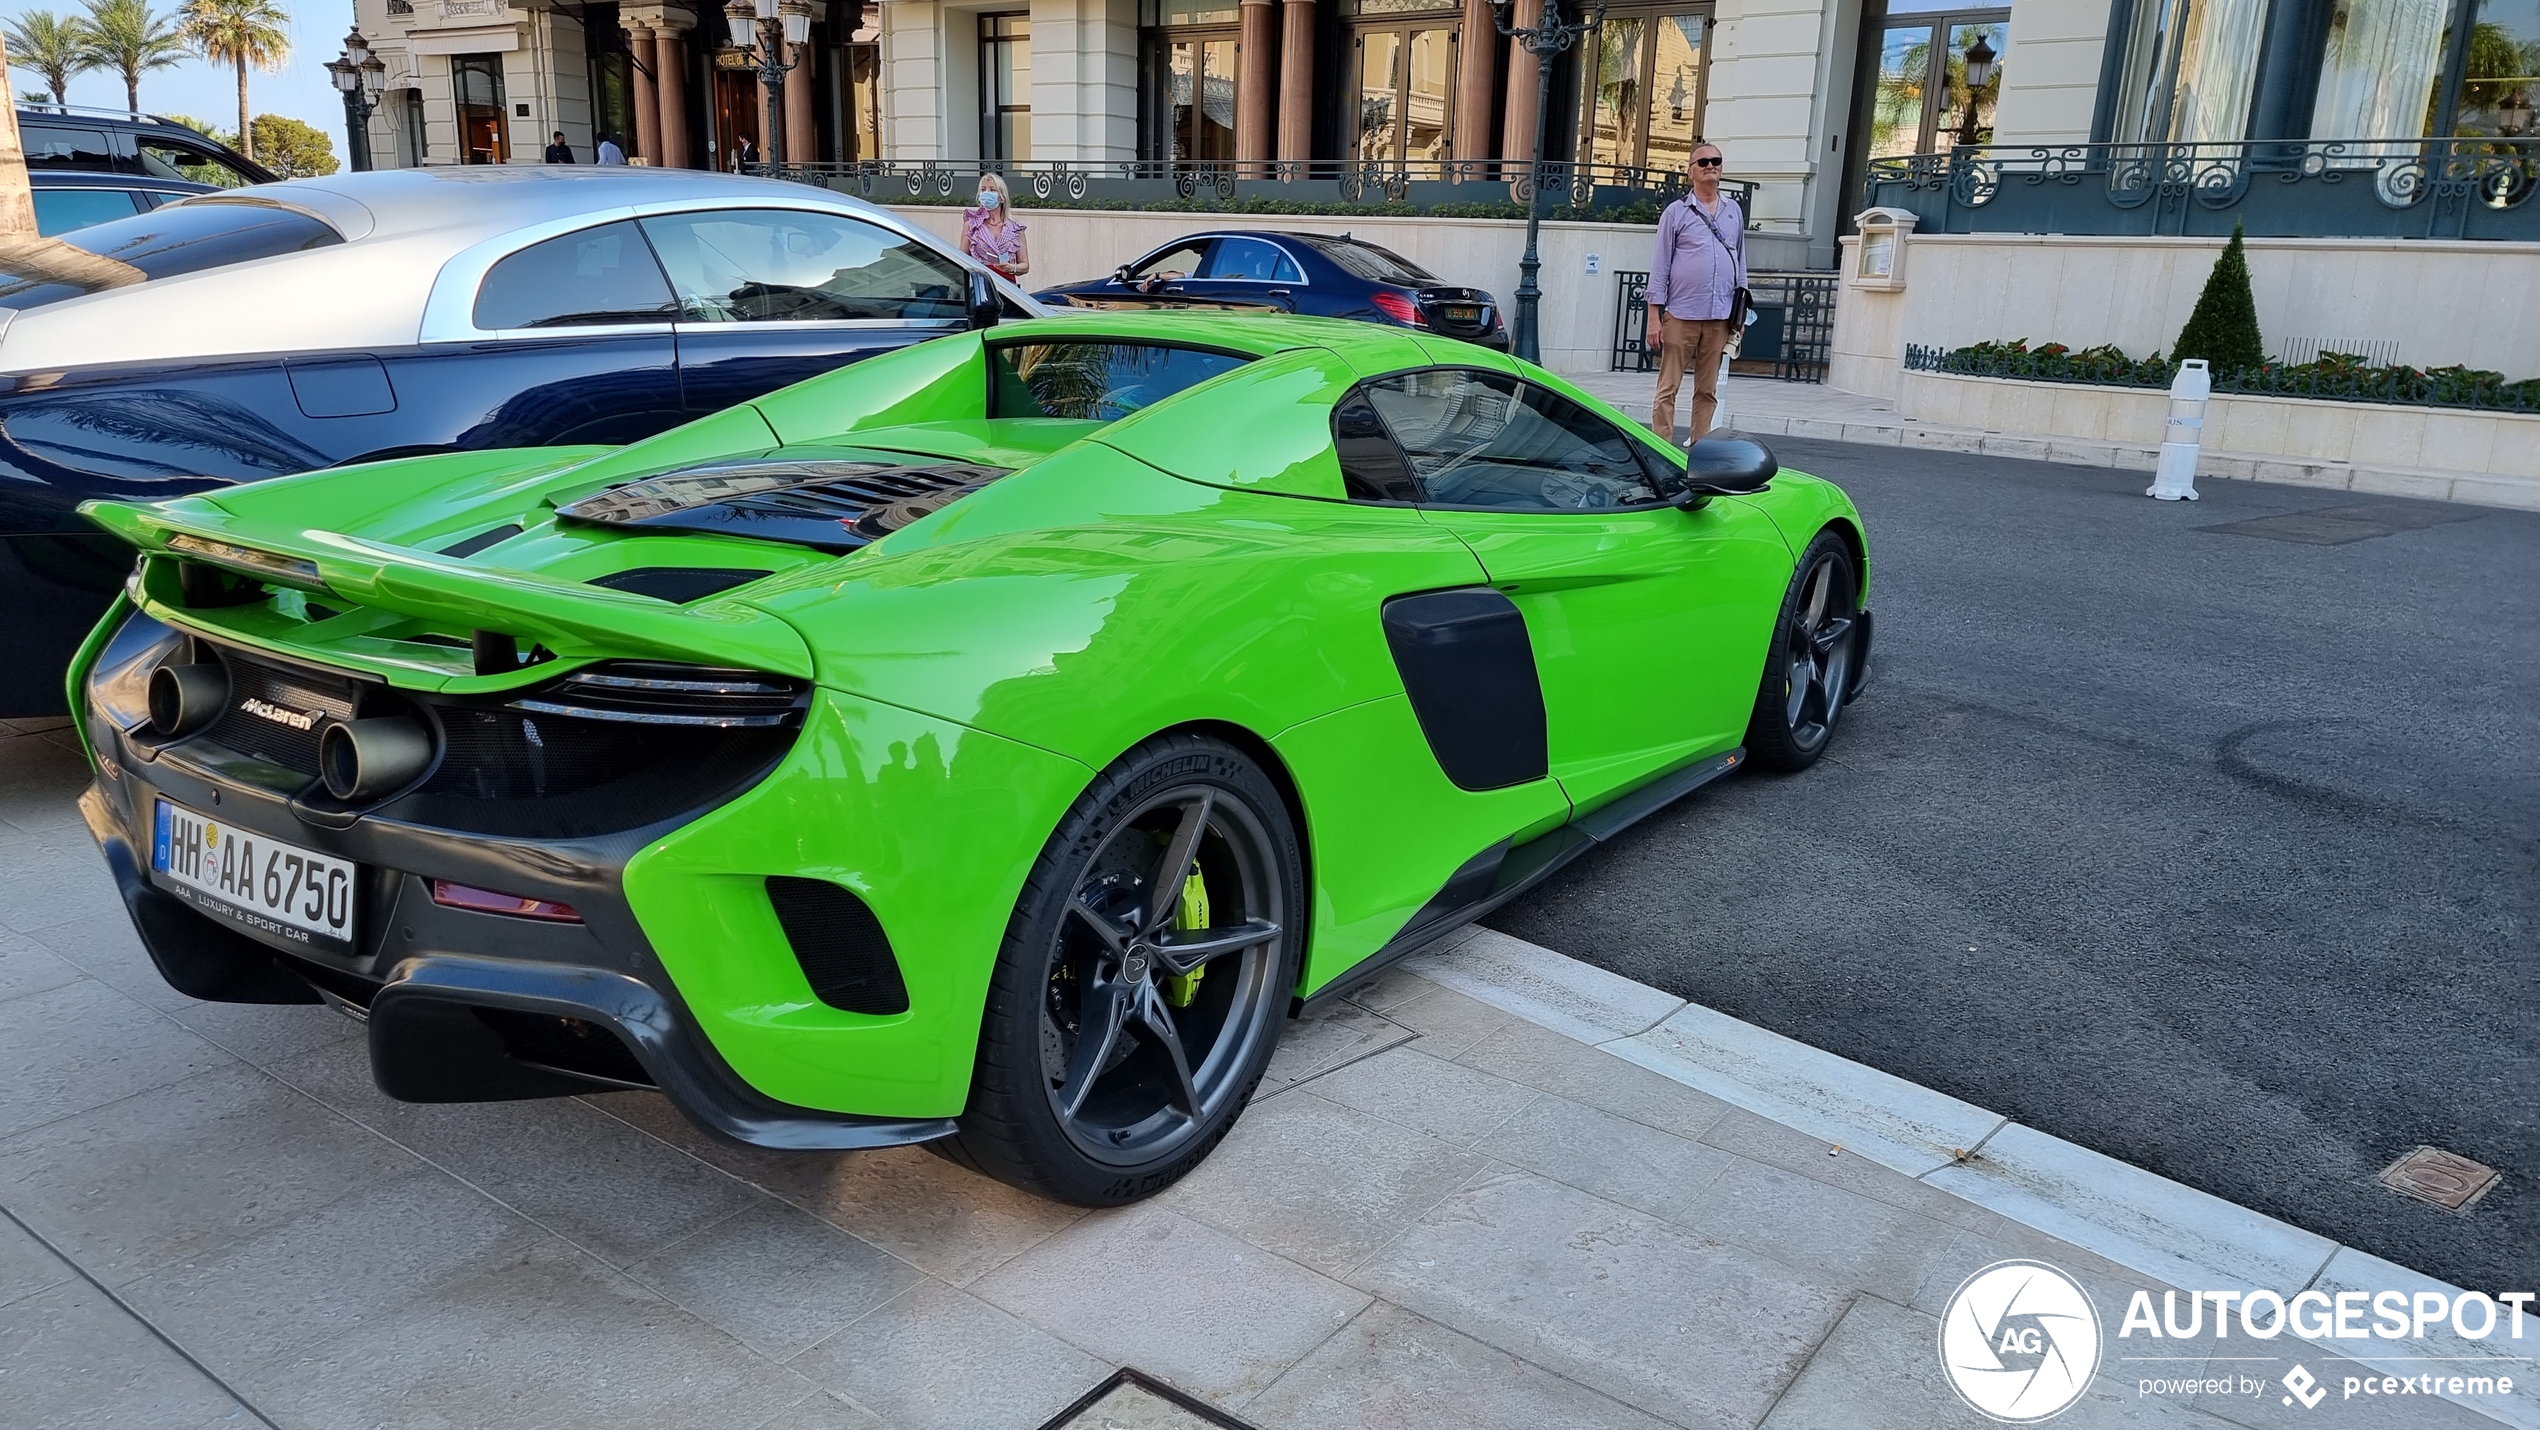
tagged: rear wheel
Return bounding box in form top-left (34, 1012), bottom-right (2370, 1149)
top-left (1743, 531), bottom-right (1862, 773)
top-left (941, 732), bottom-right (1301, 1205)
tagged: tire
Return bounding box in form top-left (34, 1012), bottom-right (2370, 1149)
top-left (939, 732), bottom-right (1304, 1205)
top-left (1742, 530), bottom-right (1864, 774)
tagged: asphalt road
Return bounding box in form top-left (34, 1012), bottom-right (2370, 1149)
top-left (1487, 439), bottom-right (2539, 1293)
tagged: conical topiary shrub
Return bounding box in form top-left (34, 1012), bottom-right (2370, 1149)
top-left (2172, 221), bottom-right (2265, 375)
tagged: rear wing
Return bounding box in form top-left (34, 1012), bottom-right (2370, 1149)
top-left (81, 497), bottom-right (814, 690)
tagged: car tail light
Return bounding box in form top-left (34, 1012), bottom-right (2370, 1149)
top-left (432, 879), bottom-right (583, 922)
top-left (1370, 290), bottom-right (1428, 326)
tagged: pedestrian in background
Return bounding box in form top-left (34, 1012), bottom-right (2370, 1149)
top-left (731, 135), bottom-right (757, 172)
top-left (543, 130), bottom-right (574, 163)
top-left (596, 133), bottom-right (627, 165)
top-left (1645, 142), bottom-right (1748, 444)
top-left (964, 173), bottom-right (1030, 280)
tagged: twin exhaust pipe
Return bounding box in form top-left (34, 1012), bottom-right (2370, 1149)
top-left (147, 662), bottom-right (432, 802)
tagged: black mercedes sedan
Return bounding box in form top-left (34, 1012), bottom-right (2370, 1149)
top-left (1035, 230), bottom-right (1508, 351)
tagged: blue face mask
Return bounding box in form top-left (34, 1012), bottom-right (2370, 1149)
top-left (977, 190), bottom-right (1000, 210)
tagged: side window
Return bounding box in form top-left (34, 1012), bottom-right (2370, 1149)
top-left (1202, 238), bottom-right (1303, 283)
top-left (637, 209), bottom-right (967, 323)
top-left (1354, 370), bottom-right (1662, 511)
top-left (473, 220), bottom-right (679, 330)
top-left (1332, 390), bottom-right (1419, 501)
top-left (20, 125), bottom-right (116, 171)
top-left (32, 189), bottom-right (144, 237)
top-left (988, 342), bottom-right (1249, 421)
top-left (135, 137), bottom-right (256, 188)
top-left (1128, 240), bottom-right (1210, 282)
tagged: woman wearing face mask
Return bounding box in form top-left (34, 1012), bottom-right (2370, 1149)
top-left (963, 174), bottom-right (1030, 281)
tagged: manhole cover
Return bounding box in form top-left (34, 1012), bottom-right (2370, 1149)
top-left (1036, 1369), bottom-right (1263, 1430)
top-left (2379, 1146), bottom-right (2500, 1212)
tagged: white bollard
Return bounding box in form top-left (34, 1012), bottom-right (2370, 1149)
top-left (2147, 358), bottom-right (2210, 501)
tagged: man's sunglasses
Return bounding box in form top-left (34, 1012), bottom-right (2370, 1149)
top-left (1693, 156), bottom-right (1724, 168)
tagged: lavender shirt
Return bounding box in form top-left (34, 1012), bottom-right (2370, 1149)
top-left (1647, 193), bottom-right (1747, 322)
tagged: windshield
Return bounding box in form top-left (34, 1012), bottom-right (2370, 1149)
top-left (0, 200), bottom-right (341, 311)
top-left (1306, 237), bottom-right (1438, 286)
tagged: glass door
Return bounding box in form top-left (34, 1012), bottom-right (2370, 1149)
top-left (1864, 7), bottom-right (2006, 156)
top-left (1353, 23), bottom-right (1457, 166)
top-left (981, 12), bottom-right (1032, 162)
top-left (453, 54), bottom-right (509, 164)
top-left (1166, 35), bottom-right (1239, 160)
top-left (1578, 8), bottom-right (1709, 174)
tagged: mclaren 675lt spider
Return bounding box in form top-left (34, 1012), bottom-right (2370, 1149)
top-left (68, 311), bottom-right (1871, 1204)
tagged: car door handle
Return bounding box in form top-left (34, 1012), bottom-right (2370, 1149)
top-left (1161, 285), bottom-right (1185, 294)
top-left (1267, 289), bottom-right (1292, 297)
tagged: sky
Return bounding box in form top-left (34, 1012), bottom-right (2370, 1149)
top-left (8, 0), bottom-right (354, 156)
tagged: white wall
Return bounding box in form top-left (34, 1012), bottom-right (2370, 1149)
top-left (1028, 0), bottom-right (1138, 161)
top-left (1829, 232), bottom-right (2540, 399)
top-left (1703, 0), bottom-right (1837, 240)
top-left (883, 0), bottom-right (948, 158)
top-left (892, 205), bottom-right (1696, 374)
top-left (1991, 0), bottom-right (2113, 148)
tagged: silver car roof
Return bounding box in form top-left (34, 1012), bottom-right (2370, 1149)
top-left (0, 166), bottom-right (1023, 371)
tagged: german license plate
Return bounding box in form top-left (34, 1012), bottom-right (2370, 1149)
top-left (151, 798), bottom-right (356, 952)
top-left (1442, 305), bottom-right (1480, 322)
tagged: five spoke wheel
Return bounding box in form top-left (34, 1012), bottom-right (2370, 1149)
top-left (1745, 531), bottom-right (1863, 773)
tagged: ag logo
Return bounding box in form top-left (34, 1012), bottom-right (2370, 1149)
top-left (1939, 1260), bottom-right (2103, 1422)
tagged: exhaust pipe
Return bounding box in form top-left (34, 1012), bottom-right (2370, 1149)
top-left (319, 717), bottom-right (432, 801)
top-left (147, 663), bottom-right (228, 738)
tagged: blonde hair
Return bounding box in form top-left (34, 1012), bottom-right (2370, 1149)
top-left (976, 172), bottom-right (1014, 211)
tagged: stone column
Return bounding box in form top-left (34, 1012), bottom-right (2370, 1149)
top-left (1453, 0), bottom-right (1495, 167)
top-left (1276, 0), bottom-right (1314, 166)
top-left (630, 26), bottom-right (662, 164)
top-left (785, 38), bottom-right (818, 162)
top-left (1500, 0), bottom-right (1541, 176)
top-left (658, 25), bottom-right (691, 167)
top-left (1237, 0), bottom-right (1277, 174)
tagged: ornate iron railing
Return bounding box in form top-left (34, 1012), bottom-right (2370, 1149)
top-left (1612, 271), bottom-right (1835, 382)
top-left (768, 158), bottom-right (1756, 226)
top-left (1865, 138), bottom-right (2537, 241)
top-left (1904, 342), bottom-right (2540, 414)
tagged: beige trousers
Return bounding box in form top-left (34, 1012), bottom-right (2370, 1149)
top-left (1651, 314), bottom-right (1734, 443)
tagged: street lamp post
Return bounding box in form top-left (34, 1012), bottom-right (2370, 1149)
top-left (1491, 0), bottom-right (1605, 364)
top-left (326, 30), bottom-right (387, 171)
top-left (1953, 33), bottom-right (1998, 148)
top-left (724, 0), bottom-right (814, 169)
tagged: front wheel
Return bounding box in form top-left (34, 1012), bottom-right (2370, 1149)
top-left (1742, 531), bottom-right (1863, 773)
top-left (940, 733), bottom-right (1303, 1205)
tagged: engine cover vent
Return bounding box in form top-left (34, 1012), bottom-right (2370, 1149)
top-left (554, 460), bottom-right (1010, 553)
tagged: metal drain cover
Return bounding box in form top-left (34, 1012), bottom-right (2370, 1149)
top-left (1036, 1369), bottom-right (1264, 1430)
top-left (2379, 1146), bottom-right (2500, 1212)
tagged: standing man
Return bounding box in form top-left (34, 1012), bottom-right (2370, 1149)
top-left (596, 132), bottom-right (627, 165)
top-left (543, 130), bottom-right (576, 163)
top-left (1645, 142), bottom-right (1746, 444)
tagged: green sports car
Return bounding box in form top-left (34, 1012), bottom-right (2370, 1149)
top-left (67, 311), bottom-right (1870, 1204)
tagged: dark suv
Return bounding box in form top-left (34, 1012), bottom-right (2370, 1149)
top-left (18, 105), bottom-right (273, 187)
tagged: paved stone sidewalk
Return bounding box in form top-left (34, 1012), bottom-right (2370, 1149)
top-left (0, 722), bottom-right (2487, 1429)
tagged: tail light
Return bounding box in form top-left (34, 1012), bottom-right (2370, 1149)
top-left (1370, 290), bottom-right (1427, 327)
top-left (432, 880), bottom-right (583, 922)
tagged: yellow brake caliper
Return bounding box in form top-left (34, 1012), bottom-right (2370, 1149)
top-left (1164, 867), bottom-right (1209, 1007)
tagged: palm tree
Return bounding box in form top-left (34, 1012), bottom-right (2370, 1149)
top-left (5, 11), bottom-right (98, 105)
top-left (79, 0), bottom-right (186, 113)
top-left (177, 0), bottom-right (288, 160)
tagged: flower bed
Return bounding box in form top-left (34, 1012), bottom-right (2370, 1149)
top-left (1906, 340), bottom-right (2540, 415)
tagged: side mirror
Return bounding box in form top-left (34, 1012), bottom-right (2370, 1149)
top-left (1112, 264), bottom-right (1135, 285)
top-left (966, 269), bottom-right (1001, 330)
top-left (1671, 433), bottom-right (1778, 508)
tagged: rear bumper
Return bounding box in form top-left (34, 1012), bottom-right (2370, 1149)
top-left (77, 737), bottom-right (959, 1153)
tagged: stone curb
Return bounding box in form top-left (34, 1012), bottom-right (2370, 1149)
top-left (1711, 410), bottom-right (2540, 513)
top-left (1407, 925), bottom-right (2535, 1429)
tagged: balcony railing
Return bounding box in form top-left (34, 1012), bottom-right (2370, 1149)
top-left (1865, 138), bottom-right (2536, 241)
top-left (771, 158), bottom-right (1756, 226)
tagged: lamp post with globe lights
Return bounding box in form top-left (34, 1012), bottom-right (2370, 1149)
top-left (327, 30), bottom-right (388, 171)
top-left (1490, 0), bottom-right (1606, 363)
top-left (724, 0), bottom-right (815, 168)
top-left (1952, 32), bottom-right (1998, 147)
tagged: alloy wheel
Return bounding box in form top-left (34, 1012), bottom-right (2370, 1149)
top-left (1039, 783), bottom-right (1286, 1165)
top-left (1781, 551), bottom-right (1858, 752)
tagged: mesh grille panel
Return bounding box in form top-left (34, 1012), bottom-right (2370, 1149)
top-left (196, 654), bottom-right (357, 775)
top-left (765, 876), bottom-right (911, 1016)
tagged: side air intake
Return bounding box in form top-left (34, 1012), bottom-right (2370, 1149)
top-left (765, 877), bottom-right (912, 1015)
